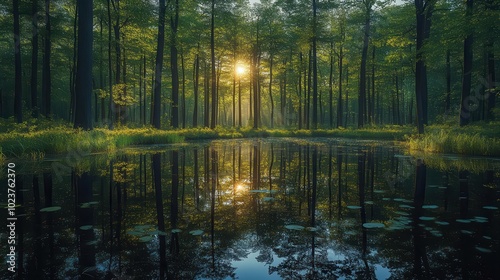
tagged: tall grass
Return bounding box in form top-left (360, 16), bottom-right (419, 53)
top-left (407, 124), bottom-right (500, 156)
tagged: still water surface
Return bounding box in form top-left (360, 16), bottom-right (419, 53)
top-left (1, 138), bottom-right (499, 279)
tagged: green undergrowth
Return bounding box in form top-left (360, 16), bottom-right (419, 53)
top-left (407, 122), bottom-right (500, 156)
top-left (1, 121), bottom-right (499, 159)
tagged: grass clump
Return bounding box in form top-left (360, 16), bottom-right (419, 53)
top-left (407, 123), bottom-right (500, 156)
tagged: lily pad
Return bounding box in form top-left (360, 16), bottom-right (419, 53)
top-left (399, 204), bottom-right (414, 209)
top-left (171, 229), bottom-right (182, 233)
top-left (362, 222), bottom-right (385, 229)
top-left (347, 205), bottom-right (362, 209)
top-left (305, 227), bottom-right (318, 232)
top-left (395, 211), bottom-right (409, 216)
top-left (475, 246), bottom-right (492, 253)
top-left (262, 197), bottom-right (275, 202)
top-left (461, 230), bottom-right (473, 235)
top-left (373, 190), bottom-right (386, 194)
top-left (435, 221), bottom-right (450, 226)
top-left (422, 205), bottom-right (438, 209)
top-left (419, 216), bottom-right (435, 221)
top-left (127, 231), bottom-right (144, 236)
top-left (40, 206), bottom-right (61, 212)
top-left (80, 225), bottom-right (93, 231)
top-left (456, 219), bottom-right (471, 224)
top-left (139, 236), bottom-right (154, 242)
top-left (285, 225), bottom-right (304, 231)
top-left (86, 240), bottom-right (98, 245)
top-left (189, 230), bottom-right (204, 236)
top-left (482, 206), bottom-right (498, 210)
top-left (364, 201), bottom-right (374, 205)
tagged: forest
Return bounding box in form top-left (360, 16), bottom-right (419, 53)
top-left (0, 0), bottom-right (499, 156)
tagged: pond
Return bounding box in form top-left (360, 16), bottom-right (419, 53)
top-left (1, 138), bottom-right (499, 279)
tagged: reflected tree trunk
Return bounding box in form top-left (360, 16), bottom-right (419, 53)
top-left (152, 153), bottom-right (167, 279)
top-left (170, 150), bottom-right (180, 255)
top-left (412, 159), bottom-right (430, 278)
top-left (75, 171), bottom-right (96, 279)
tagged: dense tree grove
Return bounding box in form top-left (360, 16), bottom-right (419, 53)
top-left (0, 0), bottom-right (498, 130)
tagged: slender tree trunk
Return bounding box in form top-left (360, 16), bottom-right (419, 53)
top-left (329, 43), bottom-right (334, 128)
top-left (107, 0), bottom-right (114, 129)
top-left (460, 0), bottom-right (473, 126)
top-left (337, 46), bottom-right (343, 128)
top-left (181, 50), bottom-right (186, 128)
top-left (42, 0), bottom-right (51, 118)
top-left (445, 49), bottom-right (451, 112)
top-left (13, 0), bottom-right (22, 123)
top-left (210, 0), bottom-right (217, 129)
top-left (152, 0), bottom-right (166, 129)
top-left (193, 54), bottom-right (199, 127)
top-left (358, 7), bottom-right (371, 128)
top-left (74, 0), bottom-right (93, 130)
top-left (486, 43), bottom-right (496, 120)
top-left (269, 54), bottom-right (274, 128)
top-left (415, 0), bottom-right (426, 133)
top-left (298, 52), bottom-right (303, 129)
top-left (171, 0), bottom-right (180, 128)
top-left (30, 0), bottom-right (39, 118)
top-left (312, 0), bottom-right (318, 129)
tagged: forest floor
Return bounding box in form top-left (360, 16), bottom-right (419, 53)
top-left (0, 119), bottom-right (499, 160)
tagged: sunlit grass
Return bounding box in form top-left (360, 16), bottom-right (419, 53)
top-left (1, 120), bottom-right (499, 158)
top-left (407, 122), bottom-right (500, 156)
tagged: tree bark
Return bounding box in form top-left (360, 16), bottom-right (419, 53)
top-left (13, 0), bottom-right (22, 123)
top-left (459, 0), bottom-right (473, 126)
top-left (42, 0), bottom-right (51, 118)
top-left (74, 0), bottom-right (93, 130)
top-left (171, 0), bottom-right (180, 128)
top-left (30, 0), bottom-right (39, 118)
top-left (152, 0), bottom-right (166, 129)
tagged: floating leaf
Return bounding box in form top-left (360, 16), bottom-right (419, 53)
top-left (80, 225), bottom-right (93, 231)
top-left (127, 231), bottom-right (143, 236)
top-left (88, 201), bottom-right (99, 205)
top-left (399, 204), bottom-right (414, 209)
top-left (456, 219), bottom-right (471, 223)
top-left (284, 225), bottom-right (304, 231)
top-left (382, 198), bottom-right (391, 201)
top-left (475, 246), bottom-right (492, 253)
top-left (373, 190), bottom-right (385, 194)
top-left (362, 223), bottom-right (385, 229)
top-left (394, 198), bottom-right (406, 202)
top-left (364, 201), bottom-right (374, 205)
top-left (80, 203), bottom-right (90, 208)
top-left (86, 240), bottom-right (98, 245)
top-left (189, 230), bottom-right (204, 236)
top-left (422, 205), bottom-right (438, 209)
top-left (483, 236), bottom-right (492, 240)
top-left (171, 229), bottom-right (182, 233)
top-left (419, 216), bottom-right (435, 221)
top-left (305, 227), bottom-right (318, 232)
top-left (482, 206), bottom-right (498, 210)
top-left (139, 236), bottom-right (154, 242)
top-left (435, 221), bottom-right (450, 226)
top-left (461, 230), bottom-right (474, 235)
top-left (347, 205), bottom-right (361, 209)
top-left (40, 206), bottom-right (61, 212)
top-left (395, 211), bottom-right (409, 216)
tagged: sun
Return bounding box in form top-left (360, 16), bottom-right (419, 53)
top-left (236, 65), bottom-right (246, 75)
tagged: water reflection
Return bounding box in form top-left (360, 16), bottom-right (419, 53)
top-left (1, 139), bottom-right (499, 279)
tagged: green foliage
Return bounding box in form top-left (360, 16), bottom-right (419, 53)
top-left (407, 123), bottom-right (500, 156)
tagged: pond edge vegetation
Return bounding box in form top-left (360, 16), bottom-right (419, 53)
top-left (1, 121), bottom-right (499, 161)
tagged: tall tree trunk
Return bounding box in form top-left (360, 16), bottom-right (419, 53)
top-left (445, 49), bottom-right (451, 112)
top-left (415, 0), bottom-right (427, 133)
top-left (312, 0), bottom-right (318, 129)
top-left (42, 0), bottom-right (51, 118)
top-left (30, 0), bottom-right (39, 118)
top-left (329, 43), bottom-right (334, 128)
top-left (181, 50), bottom-right (186, 128)
top-left (358, 6), bottom-right (371, 128)
top-left (152, 0), bottom-right (166, 129)
top-left (298, 52), bottom-right (303, 129)
top-left (337, 46), bottom-right (343, 128)
top-left (107, 0), bottom-right (114, 129)
top-left (171, 0), bottom-right (180, 128)
top-left (269, 54), bottom-right (274, 128)
top-left (210, 0), bottom-right (217, 129)
top-left (460, 0), bottom-right (473, 126)
top-left (13, 0), bottom-right (22, 123)
top-left (193, 54), bottom-right (200, 127)
top-left (74, 0), bottom-right (93, 130)
top-left (486, 43), bottom-right (496, 120)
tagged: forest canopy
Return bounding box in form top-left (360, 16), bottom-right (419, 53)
top-left (0, 0), bottom-right (498, 132)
